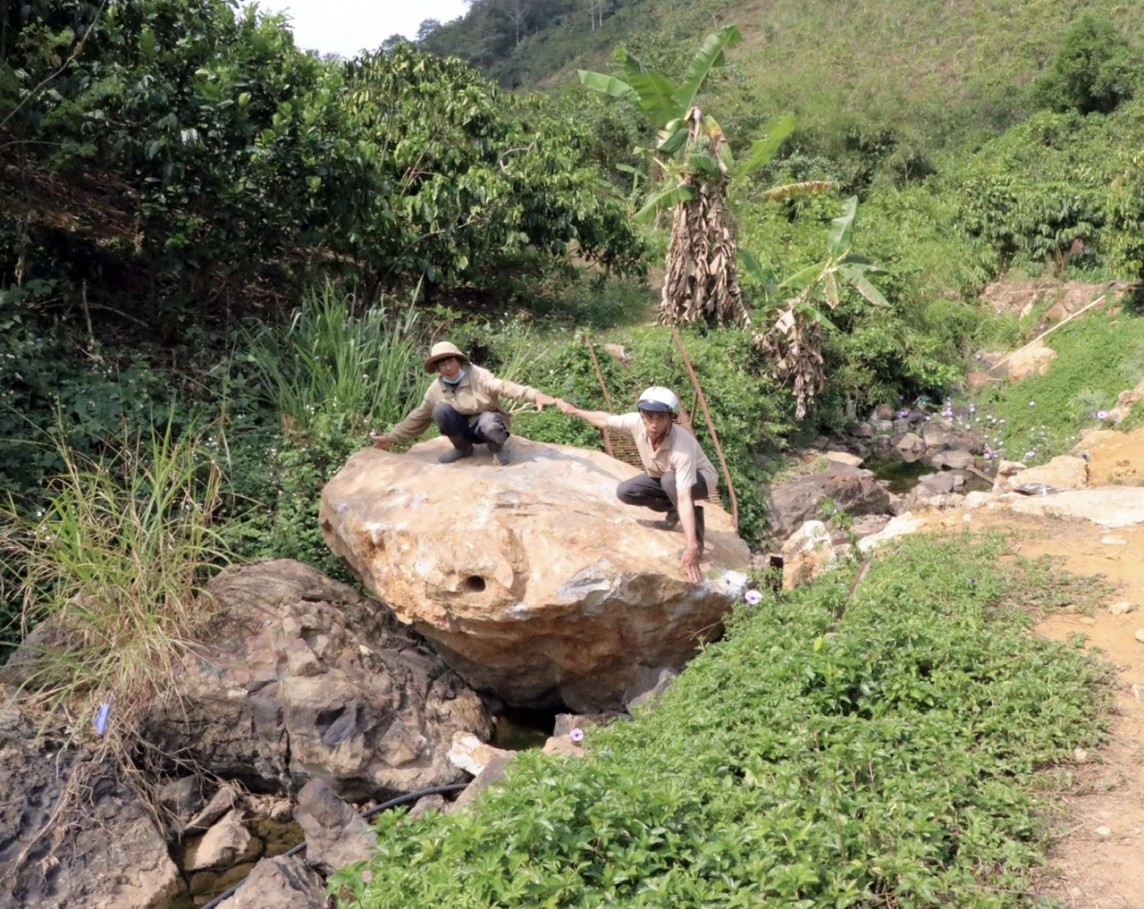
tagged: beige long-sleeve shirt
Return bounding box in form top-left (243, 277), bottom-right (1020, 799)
top-left (388, 365), bottom-right (542, 444)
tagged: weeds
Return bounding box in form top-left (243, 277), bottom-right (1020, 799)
top-left (243, 281), bottom-right (424, 440)
top-left (0, 413), bottom-right (235, 751)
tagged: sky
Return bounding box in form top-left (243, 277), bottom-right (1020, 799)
top-left (257, 0), bottom-right (470, 58)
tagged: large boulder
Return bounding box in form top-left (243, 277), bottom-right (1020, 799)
top-left (143, 559), bottom-right (490, 801)
top-left (319, 438), bottom-right (751, 712)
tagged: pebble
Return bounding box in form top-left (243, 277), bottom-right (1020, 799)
top-left (1095, 825), bottom-right (1112, 838)
top-left (1079, 617), bottom-right (1096, 625)
top-left (1100, 535), bottom-right (1128, 545)
top-left (1132, 683), bottom-right (1144, 703)
top-left (1109, 601), bottom-right (1139, 616)
top-left (1073, 747), bottom-right (1089, 763)
top-left (1136, 629), bottom-right (1144, 644)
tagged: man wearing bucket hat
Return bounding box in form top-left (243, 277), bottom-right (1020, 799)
top-left (372, 341), bottom-right (558, 465)
top-left (555, 386), bottom-right (716, 582)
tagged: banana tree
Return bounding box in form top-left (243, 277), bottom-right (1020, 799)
top-left (579, 25), bottom-right (796, 328)
top-left (750, 196), bottom-right (889, 418)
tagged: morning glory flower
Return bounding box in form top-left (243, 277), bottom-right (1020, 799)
top-left (744, 590), bottom-right (763, 606)
top-left (570, 728), bottom-right (585, 744)
top-left (1096, 410), bottom-right (1108, 420)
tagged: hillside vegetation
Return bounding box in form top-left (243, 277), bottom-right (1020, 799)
top-left (2, 1), bottom-right (1144, 905)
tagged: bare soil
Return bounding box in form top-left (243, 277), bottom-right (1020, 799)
top-left (912, 427), bottom-right (1144, 907)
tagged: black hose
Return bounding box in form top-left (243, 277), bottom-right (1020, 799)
top-left (199, 782), bottom-right (469, 909)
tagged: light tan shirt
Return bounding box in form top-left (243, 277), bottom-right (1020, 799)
top-left (388, 364), bottom-right (541, 444)
top-left (606, 413), bottom-right (718, 493)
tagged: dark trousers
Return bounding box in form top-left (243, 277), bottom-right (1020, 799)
top-left (433, 403), bottom-right (509, 451)
top-left (616, 470), bottom-right (708, 515)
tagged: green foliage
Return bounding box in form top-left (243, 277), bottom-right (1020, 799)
top-left (242, 283), bottom-right (425, 439)
top-left (0, 288), bottom-right (183, 507)
top-left (1032, 13), bottom-right (1140, 115)
top-left (952, 100), bottom-right (1144, 279)
top-left (3, 2), bottom-right (644, 329)
top-left (333, 533), bottom-right (1110, 908)
top-left (973, 303), bottom-right (1144, 465)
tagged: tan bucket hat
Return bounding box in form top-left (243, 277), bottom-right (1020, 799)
top-left (423, 341), bottom-right (470, 373)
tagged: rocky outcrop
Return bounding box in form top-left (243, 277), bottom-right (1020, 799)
top-left (143, 559), bottom-right (491, 801)
top-left (319, 438), bottom-right (751, 712)
top-left (0, 704), bottom-right (180, 909)
top-left (765, 461), bottom-right (891, 541)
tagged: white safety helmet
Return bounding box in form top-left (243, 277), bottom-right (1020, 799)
top-left (637, 386), bottom-right (679, 414)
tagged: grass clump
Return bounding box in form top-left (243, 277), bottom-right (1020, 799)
top-left (242, 281), bottom-right (426, 440)
top-left (332, 532), bottom-right (1110, 908)
top-left (0, 416), bottom-right (235, 748)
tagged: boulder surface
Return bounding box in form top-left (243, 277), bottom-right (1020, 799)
top-left (319, 437), bottom-right (751, 711)
top-left (144, 559), bottom-right (490, 801)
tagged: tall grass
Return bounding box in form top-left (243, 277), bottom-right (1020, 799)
top-left (0, 415), bottom-right (234, 743)
top-left (245, 282), bottom-right (424, 439)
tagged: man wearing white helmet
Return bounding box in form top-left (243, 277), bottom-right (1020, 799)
top-left (372, 341), bottom-right (558, 465)
top-left (556, 386), bottom-right (717, 582)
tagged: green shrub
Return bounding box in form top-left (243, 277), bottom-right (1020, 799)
top-left (1032, 13), bottom-right (1140, 116)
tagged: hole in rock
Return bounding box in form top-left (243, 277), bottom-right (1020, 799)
top-left (463, 575), bottom-right (487, 592)
top-left (491, 705), bottom-right (558, 751)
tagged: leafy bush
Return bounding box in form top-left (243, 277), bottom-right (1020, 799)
top-left (332, 533), bottom-right (1109, 908)
top-left (1032, 13), bottom-right (1140, 116)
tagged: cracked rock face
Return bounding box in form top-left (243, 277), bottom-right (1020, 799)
top-left (143, 559), bottom-right (490, 801)
top-left (319, 437), bottom-right (751, 712)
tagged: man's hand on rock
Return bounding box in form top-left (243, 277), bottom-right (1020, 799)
top-left (681, 545), bottom-right (701, 583)
top-left (372, 433), bottom-right (395, 451)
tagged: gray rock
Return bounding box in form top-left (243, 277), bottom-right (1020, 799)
top-left (294, 779), bottom-right (375, 876)
top-left (142, 560), bottom-right (491, 802)
top-left (765, 462), bottom-right (891, 541)
top-left (0, 705), bottom-right (180, 909)
top-left (216, 856), bottom-right (327, 909)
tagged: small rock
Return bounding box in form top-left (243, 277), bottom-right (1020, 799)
top-left (1131, 683), bottom-right (1144, 703)
top-left (1109, 601), bottom-right (1139, 616)
top-left (1073, 747), bottom-right (1089, 763)
top-left (1079, 616), bottom-right (1096, 626)
top-left (1095, 825), bottom-right (1112, 838)
top-left (1136, 629), bottom-right (1144, 644)
top-left (1100, 535), bottom-right (1128, 546)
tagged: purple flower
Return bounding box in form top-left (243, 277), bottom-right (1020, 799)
top-left (570, 727), bottom-right (584, 744)
top-left (1096, 410), bottom-right (1109, 420)
top-left (896, 409), bottom-right (910, 419)
top-left (744, 589), bottom-right (763, 606)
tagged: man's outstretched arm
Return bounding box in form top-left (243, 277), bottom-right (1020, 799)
top-left (556, 399), bottom-right (612, 428)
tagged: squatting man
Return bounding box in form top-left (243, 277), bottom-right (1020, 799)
top-left (371, 341), bottom-right (558, 465)
top-left (556, 386), bottom-right (717, 583)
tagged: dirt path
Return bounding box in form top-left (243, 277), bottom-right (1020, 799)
top-left (908, 428), bottom-right (1144, 907)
